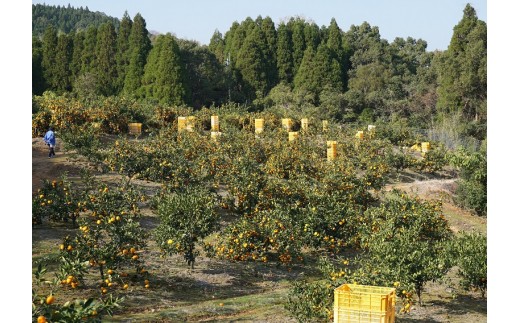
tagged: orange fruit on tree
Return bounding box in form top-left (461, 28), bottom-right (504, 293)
top-left (37, 316), bottom-right (47, 323)
top-left (45, 295), bottom-right (55, 305)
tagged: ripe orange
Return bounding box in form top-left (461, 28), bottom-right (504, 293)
top-left (45, 295), bottom-right (55, 305)
top-left (37, 316), bottom-right (47, 323)
top-left (132, 255), bottom-right (139, 260)
top-left (123, 284), bottom-right (129, 290)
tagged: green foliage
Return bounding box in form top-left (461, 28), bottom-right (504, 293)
top-left (436, 4), bottom-right (486, 139)
top-left (154, 186), bottom-right (220, 268)
top-left (353, 191), bottom-right (453, 305)
top-left (32, 3), bottom-right (120, 36)
top-left (32, 174), bottom-right (81, 226)
top-left (445, 232), bottom-right (487, 297)
top-left (60, 123), bottom-right (104, 163)
top-left (285, 279), bottom-right (333, 322)
top-left (123, 13), bottom-right (152, 96)
top-left (59, 171), bottom-right (148, 282)
top-left (95, 23), bottom-right (118, 96)
top-left (33, 261), bottom-right (123, 323)
top-left (141, 33), bottom-right (186, 105)
top-left (449, 146), bottom-right (487, 215)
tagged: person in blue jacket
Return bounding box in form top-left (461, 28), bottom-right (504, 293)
top-left (43, 127), bottom-right (56, 158)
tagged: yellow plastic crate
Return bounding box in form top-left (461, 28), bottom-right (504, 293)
top-left (128, 123), bottom-right (142, 135)
top-left (301, 118), bottom-right (309, 131)
top-left (334, 284), bottom-right (395, 323)
top-left (327, 141), bottom-right (337, 161)
top-left (281, 118), bottom-right (293, 131)
top-left (178, 117), bottom-right (187, 132)
top-left (288, 131), bottom-right (299, 141)
top-left (186, 116), bottom-right (196, 132)
top-left (421, 142), bottom-right (430, 153)
top-left (255, 118), bottom-right (264, 134)
top-left (211, 115), bottom-right (219, 132)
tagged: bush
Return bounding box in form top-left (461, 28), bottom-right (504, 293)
top-left (449, 147), bottom-right (487, 215)
top-left (445, 232), bottom-right (487, 297)
top-left (154, 185), bottom-right (220, 268)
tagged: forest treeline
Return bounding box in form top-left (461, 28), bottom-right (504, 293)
top-left (32, 4), bottom-right (120, 36)
top-left (32, 3), bottom-right (486, 141)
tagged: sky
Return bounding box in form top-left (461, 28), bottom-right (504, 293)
top-left (31, 0), bottom-right (486, 51)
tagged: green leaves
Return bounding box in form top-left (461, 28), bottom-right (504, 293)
top-left (445, 231), bottom-right (487, 297)
top-left (154, 185), bottom-right (220, 268)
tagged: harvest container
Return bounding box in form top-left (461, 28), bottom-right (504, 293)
top-left (288, 131), bottom-right (299, 141)
top-left (128, 123), bottom-right (142, 135)
top-left (355, 131), bottom-right (364, 140)
top-left (211, 131), bottom-right (222, 141)
top-left (255, 118), bottom-right (264, 134)
top-left (186, 116), bottom-right (196, 132)
top-left (211, 115), bottom-right (219, 132)
top-left (301, 118), bottom-right (309, 131)
top-left (178, 117), bottom-right (187, 132)
top-left (282, 118), bottom-right (293, 131)
top-left (327, 140), bottom-right (337, 161)
top-left (421, 142), bottom-right (430, 153)
top-left (334, 284), bottom-right (396, 323)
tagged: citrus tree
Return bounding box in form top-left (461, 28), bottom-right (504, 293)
top-left (32, 263), bottom-right (123, 323)
top-left (445, 231), bottom-right (487, 297)
top-left (154, 185), bottom-right (220, 269)
top-left (58, 172), bottom-right (148, 292)
top-left (32, 174), bottom-right (81, 227)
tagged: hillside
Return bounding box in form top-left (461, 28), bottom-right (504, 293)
top-left (32, 3), bottom-right (120, 36)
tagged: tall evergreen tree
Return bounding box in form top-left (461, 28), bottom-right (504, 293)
top-left (32, 36), bottom-right (45, 95)
top-left (141, 34), bottom-right (185, 105)
top-left (293, 46), bottom-right (317, 102)
top-left (436, 4), bottom-right (486, 129)
top-left (326, 18), bottom-right (348, 90)
top-left (276, 22), bottom-right (293, 84)
top-left (54, 33), bottom-right (73, 93)
top-left (41, 25), bottom-right (58, 91)
top-left (179, 39), bottom-right (226, 108)
top-left (208, 30), bottom-right (225, 63)
top-left (288, 18), bottom-right (306, 78)
top-left (71, 31), bottom-right (85, 79)
top-left (123, 13), bottom-right (152, 96)
top-left (260, 16), bottom-right (278, 90)
top-left (304, 22), bottom-right (321, 51)
top-left (236, 26), bottom-right (269, 101)
top-left (81, 26), bottom-right (98, 74)
top-left (116, 11), bottom-right (133, 93)
top-left (95, 22), bottom-right (118, 96)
